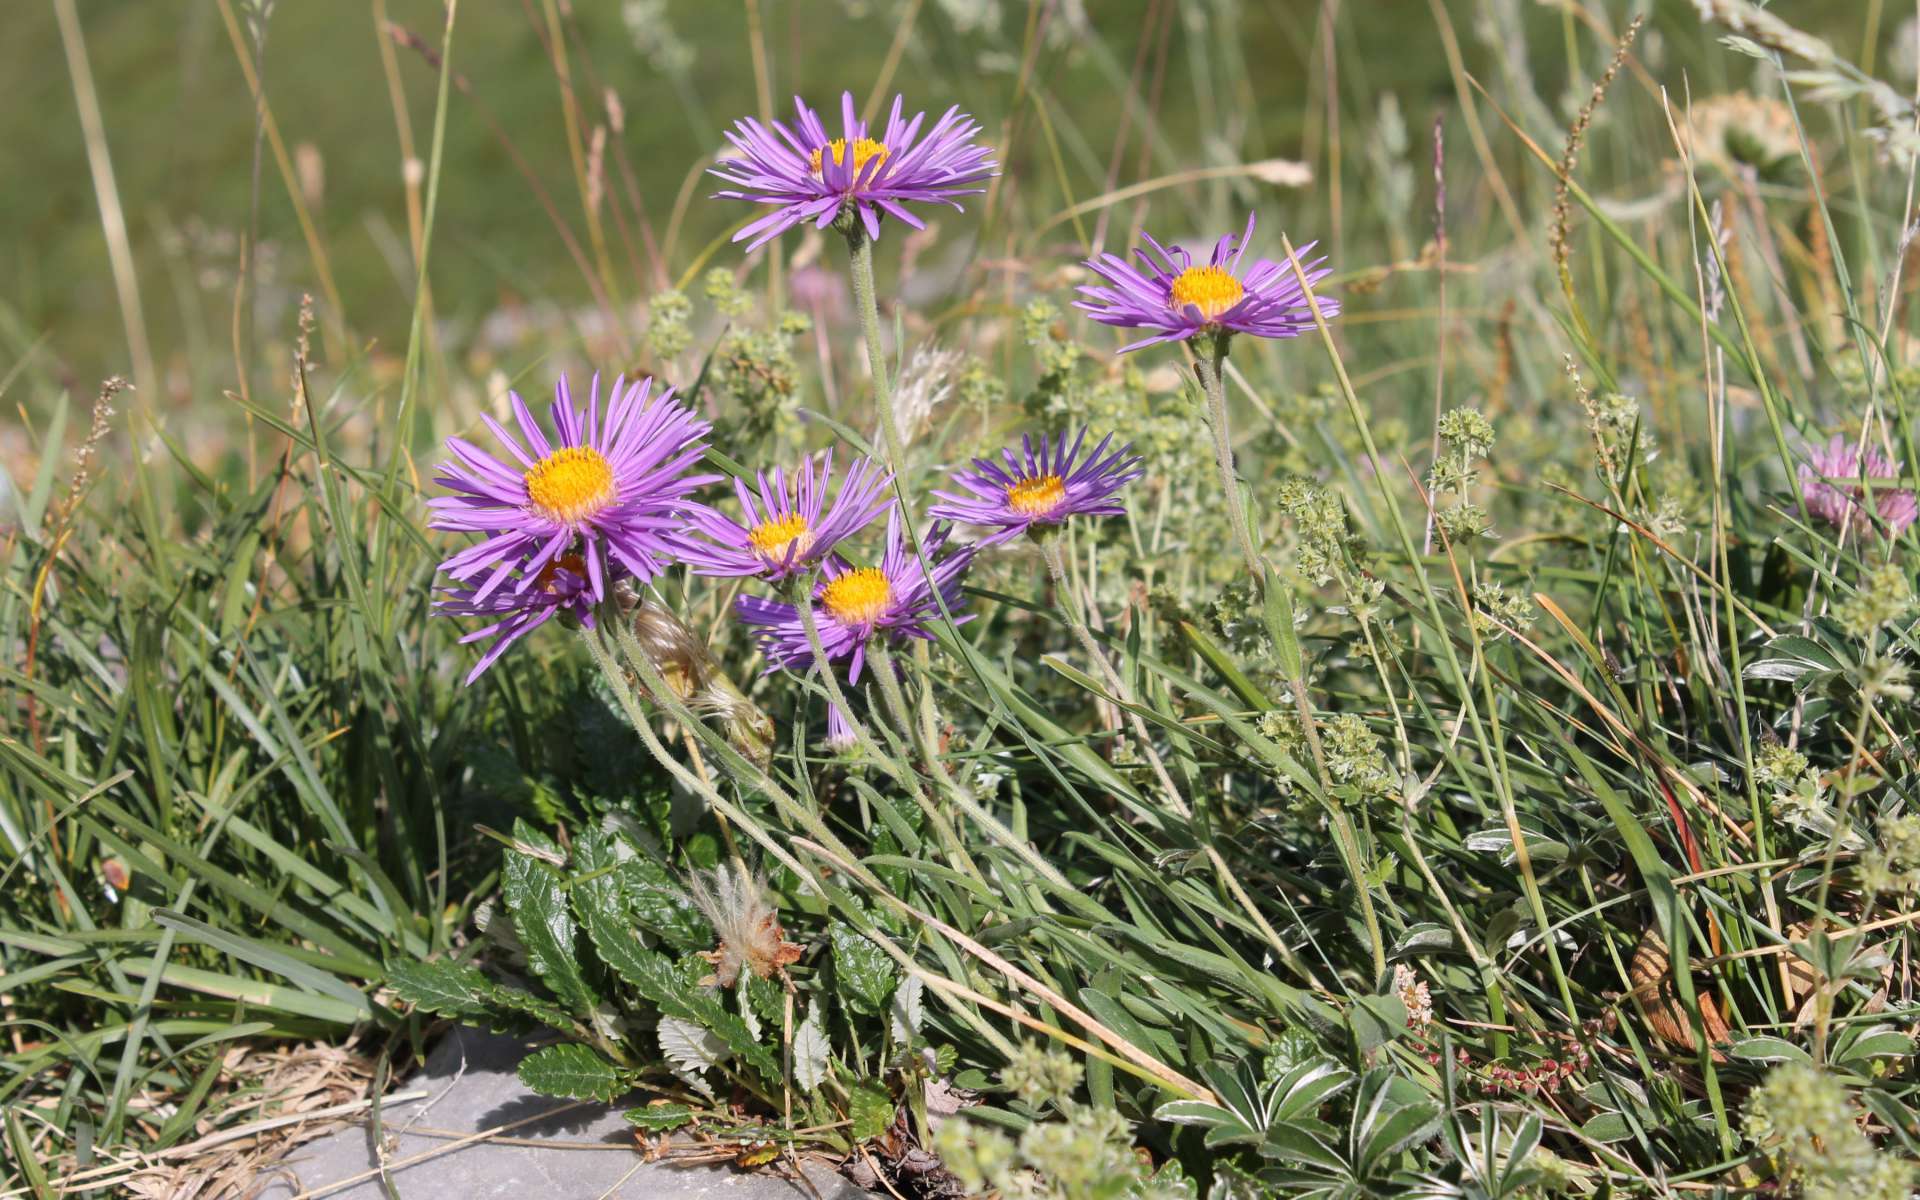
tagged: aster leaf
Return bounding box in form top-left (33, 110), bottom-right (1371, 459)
top-left (592, 944), bottom-right (778, 1078)
top-left (889, 973), bottom-right (923, 1043)
top-left (623, 1103), bottom-right (695, 1133)
top-left (385, 958), bottom-right (496, 1021)
top-left (657, 1015), bottom-right (730, 1079)
top-left (516, 1043), bottom-right (626, 1103)
top-left (793, 1003), bottom-right (832, 1095)
top-left (573, 825), bottom-right (708, 951)
top-left (848, 1079), bottom-right (894, 1142)
top-left (501, 821), bottom-right (598, 1016)
top-left (829, 922), bottom-right (899, 1017)
top-left (386, 957), bottom-right (574, 1034)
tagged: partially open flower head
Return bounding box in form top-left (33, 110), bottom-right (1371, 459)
top-left (929, 427), bottom-right (1142, 545)
top-left (686, 863), bottom-right (803, 988)
top-left (678, 450), bottom-right (892, 581)
top-left (1798, 433), bottom-right (1918, 538)
top-left (1074, 212), bottom-right (1339, 352)
top-left (711, 91), bottom-right (998, 250)
top-left (431, 374), bottom-right (718, 608)
top-left (436, 553), bottom-right (598, 684)
top-left (623, 596), bottom-right (774, 771)
top-left (735, 512), bottom-right (973, 682)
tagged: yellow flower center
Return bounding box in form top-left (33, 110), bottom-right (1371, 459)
top-left (1006, 474), bottom-right (1067, 516)
top-left (810, 137), bottom-right (890, 179)
top-left (524, 446), bottom-right (617, 525)
top-left (820, 567), bottom-right (892, 626)
top-left (747, 513), bottom-right (814, 563)
top-left (1169, 265), bottom-right (1245, 321)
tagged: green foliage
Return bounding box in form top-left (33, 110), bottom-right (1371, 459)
top-left (12, 1), bottom-right (1920, 1196)
top-left (517, 1042), bottom-right (628, 1103)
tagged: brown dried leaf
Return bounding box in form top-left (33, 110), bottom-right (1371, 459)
top-left (1627, 928), bottom-right (1730, 1060)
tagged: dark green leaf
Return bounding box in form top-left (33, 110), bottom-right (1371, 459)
top-left (830, 922), bottom-right (898, 1017)
top-left (501, 822), bottom-right (596, 1015)
top-left (624, 1103), bottom-right (696, 1132)
top-left (516, 1043), bottom-right (626, 1102)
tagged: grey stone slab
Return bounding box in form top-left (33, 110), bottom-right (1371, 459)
top-left (256, 1026), bottom-right (864, 1199)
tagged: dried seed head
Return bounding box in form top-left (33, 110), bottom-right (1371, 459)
top-left (686, 863), bottom-right (802, 988)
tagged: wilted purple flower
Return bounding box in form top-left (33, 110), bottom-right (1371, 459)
top-left (430, 374), bottom-right (717, 605)
top-left (1798, 433), bottom-right (1918, 537)
top-left (824, 701), bottom-right (860, 754)
top-left (677, 450), bottom-right (893, 581)
top-left (735, 513), bottom-right (972, 682)
top-left (929, 429), bottom-right (1142, 546)
top-left (437, 554), bottom-right (598, 685)
top-left (711, 92), bottom-right (998, 251)
top-left (1074, 213), bottom-right (1340, 352)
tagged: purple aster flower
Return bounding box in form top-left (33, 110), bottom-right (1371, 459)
top-left (1074, 213), bottom-right (1340, 352)
top-left (430, 373), bottom-right (718, 605)
top-left (677, 450), bottom-right (893, 581)
top-left (1798, 433), bottom-right (1918, 537)
top-left (437, 553), bottom-right (598, 685)
top-left (710, 92), bottom-right (998, 251)
top-left (928, 428), bottom-right (1143, 546)
top-left (735, 513), bottom-right (973, 682)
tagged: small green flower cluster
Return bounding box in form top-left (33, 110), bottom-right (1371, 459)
top-left (1323, 713), bottom-right (1395, 803)
top-left (645, 289), bottom-right (694, 360)
top-left (1582, 387), bottom-right (1649, 485)
top-left (1752, 741), bottom-right (1829, 829)
top-left (1860, 813), bottom-right (1920, 898)
top-left (1432, 406), bottom-right (1496, 542)
top-left (1276, 476), bottom-right (1367, 591)
top-left (1744, 1064), bottom-right (1915, 1200)
top-left (642, 274), bottom-right (812, 448)
top-left (1836, 560), bottom-right (1914, 640)
top-left (936, 1044), bottom-right (1194, 1200)
top-left (1471, 577), bottom-right (1536, 641)
top-left (1264, 383), bottom-right (1409, 480)
top-left (1002, 1040), bottom-right (1085, 1109)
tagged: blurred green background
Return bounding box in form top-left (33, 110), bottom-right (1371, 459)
top-left (2, 1), bottom-right (1876, 399)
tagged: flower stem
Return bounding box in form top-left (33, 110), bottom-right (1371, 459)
top-left (1195, 333), bottom-right (1262, 583)
top-left (844, 224), bottom-right (903, 470)
top-left (843, 222), bottom-right (950, 745)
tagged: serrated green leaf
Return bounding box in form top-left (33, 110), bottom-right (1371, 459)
top-left (572, 825), bottom-right (708, 951)
top-left (830, 922), bottom-right (898, 1016)
top-left (586, 942), bottom-right (777, 1078)
top-left (386, 958), bottom-right (496, 1020)
top-left (502, 823), bottom-right (596, 1015)
top-left (849, 1080), bottom-right (894, 1141)
top-left (794, 1003), bottom-right (831, 1094)
top-left (516, 1043), bottom-right (625, 1102)
top-left (624, 1103), bottom-right (696, 1132)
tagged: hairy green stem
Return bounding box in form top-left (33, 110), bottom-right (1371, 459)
top-left (844, 224), bottom-right (902, 470)
top-left (1194, 333), bottom-right (1262, 582)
